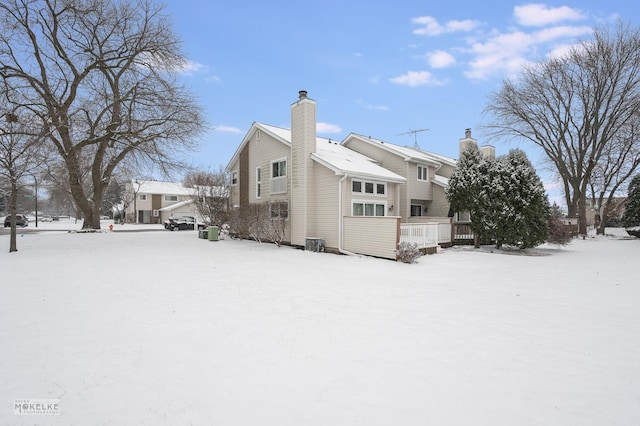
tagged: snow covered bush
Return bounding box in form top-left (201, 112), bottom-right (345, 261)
top-left (396, 242), bottom-right (421, 263)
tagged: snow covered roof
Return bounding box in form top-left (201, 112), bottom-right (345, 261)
top-left (225, 122), bottom-right (291, 171)
top-left (343, 133), bottom-right (457, 168)
top-left (312, 138), bottom-right (406, 183)
top-left (132, 180), bottom-right (195, 196)
top-left (158, 199), bottom-right (194, 211)
top-left (432, 174), bottom-right (449, 188)
top-left (226, 122), bottom-right (405, 183)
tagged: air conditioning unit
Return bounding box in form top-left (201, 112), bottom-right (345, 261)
top-left (305, 237), bottom-right (325, 253)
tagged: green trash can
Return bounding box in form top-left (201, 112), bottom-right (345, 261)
top-left (207, 226), bottom-right (219, 241)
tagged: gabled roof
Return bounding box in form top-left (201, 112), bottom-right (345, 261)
top-left (342, 133), bottom-right (457, 168)
top-left (225, 122), bottom-right (291, 172)
top-left (226, 122), bottom-right (406, 183)
top-left (131, 180), bottom-right (195, 196)
top-left (312, 138), bottom-right (406, 183)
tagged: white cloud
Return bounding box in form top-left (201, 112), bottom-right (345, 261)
top-left (389, 70), bottom-right (446, 87)
top-left (317, 122), bottom-right (342, 134)
top-left (356, 99), bottom-right (390, 111)
top-left (214, 125), bottom-right (243, 134)
top-left (514, 4), bottom-right (586, 27)
top-left (427, 50), bottom-right (456, 68)
top-left (463, 24), bottom-right (591, 80)
top-left (412, 16), bottom-right (480, 36)
top-left (205, 75), bottom-right (222, 83)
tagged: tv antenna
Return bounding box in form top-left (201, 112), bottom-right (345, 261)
top-left (397, 128), bottom-right (429, 149)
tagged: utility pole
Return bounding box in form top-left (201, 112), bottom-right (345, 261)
top-left (397, 128), bottom-right (429, 149)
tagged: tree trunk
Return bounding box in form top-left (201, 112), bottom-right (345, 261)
top-left (8, 179), bottom-right (18, 253)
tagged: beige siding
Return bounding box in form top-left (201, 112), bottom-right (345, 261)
top-left (246, 132), bottom-right (290, 203)
top-left (228, 159), bottom-right (240, 207)
top-left (345, 137), bottom-right (443, 220)
top-left (429, 185), bottom-right (451, 217)
top-left (311, 165), bottom-right (340, 249)
top-left (343, 216), bottom-right (400, 260)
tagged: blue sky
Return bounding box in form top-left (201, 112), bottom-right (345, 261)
top-left (164, 1), bottom-right (639, 202)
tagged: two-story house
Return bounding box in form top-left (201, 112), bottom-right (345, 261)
top-left (124, 180), bottom-right (201, 224)
top-left (225, 91), bottom-right (460, 259)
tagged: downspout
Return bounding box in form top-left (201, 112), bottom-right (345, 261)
top-left (338, 173), bottom-right (356, 256)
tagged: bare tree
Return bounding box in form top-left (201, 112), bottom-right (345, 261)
top-left (183, 168), bottom-right (229, 228)
top-left (0, 109), bottom-right (48, 252)
top-left (483, 21), bottom-right (640, 235)
top-left (0, 0), bottom-right (205, 230)
top-left (588, 121), bottom-right (640, 234)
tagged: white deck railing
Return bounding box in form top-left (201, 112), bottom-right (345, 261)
top-left (400, 222), bottom-right (452, 249)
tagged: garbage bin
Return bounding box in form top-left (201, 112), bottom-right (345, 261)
top-left (198, 229), bottom-right (208, 239)
top-left (207, 226), bottom-right (219, 241)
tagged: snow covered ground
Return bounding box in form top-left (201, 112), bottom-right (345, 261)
top-left (1, 223), bottom-right (639, 425)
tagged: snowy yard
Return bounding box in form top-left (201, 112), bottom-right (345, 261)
top-left (1, 224), bottom-right (639, 425)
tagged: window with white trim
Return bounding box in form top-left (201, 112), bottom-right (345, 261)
top-left (164, 195), bottom-right (178, 201)
top-left (352, 180), bottom-right (385, 195)
top-left (352, 201), bottom-right (386, 216)
top-left (256, 167), bottom-right (261, 199)
top-left (270, 201), bottom-right (288, 219)
top-left (417, 165), bottom-right (428, 181)
top-left (152, 209), bottom-right (159, 217)
top-left (270, 158), bottom-right (287, 194)
top-left (138, 194), bottom-right (147, 201)
top-left (231, 171), bottom-right (238, 185)
top-left (272, 159), bottom-right (286, 178)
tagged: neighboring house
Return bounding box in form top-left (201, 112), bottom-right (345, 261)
top-left (225, 91), bottom-right (466, 259)
top-left (124, 180), bottom-right (202, 224)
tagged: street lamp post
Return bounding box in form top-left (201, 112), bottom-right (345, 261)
top-left (33, 174), bottom-right (38, 227)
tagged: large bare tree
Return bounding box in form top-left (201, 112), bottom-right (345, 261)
top-left (0, 0), bottom-right (205, 229)
top-left (483, 21), bottom-right (640, 235)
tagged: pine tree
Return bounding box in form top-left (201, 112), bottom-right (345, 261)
top-left (446, 145), bottom-right (492, 244)
top-left (447, 147), bottom-right (550, 249)
top-left (622, 175), bottom-right (640, 236)
top-left (498, 149), bottom-right (550, 248)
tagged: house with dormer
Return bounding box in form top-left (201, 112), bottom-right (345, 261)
top-left (225, 91), bottom-right (460, 259)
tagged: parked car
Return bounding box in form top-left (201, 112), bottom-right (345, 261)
top-left (164, 216), bottom-right (195, 231)
top-left (40, 215), bottom-right (54, 222)
top-left (3, 214), bottom-right (29, 228)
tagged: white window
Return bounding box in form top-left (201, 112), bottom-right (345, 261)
top-left (352, 201), bottom-right (386, 217)
top-left (270, 201), bottom-right (288, 219)
top-left (164, 195), bottom-right (178, 202)
top-left (272, 159), bottom-right (286, 178)
top-left (417, 165), bottom-right (428, 181)
top-left (152, 209), bottom-right (159, 217)
top-left (256, 167), bottom-right (261, 199)
top-left (352, 180), bottom-right (385, 196)
top-left (231, 171), bottom-right (238, 185)
top-left (270, 158), bottom-right (287, 194)
top-left (138, 194), bottom-right (147, 201)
